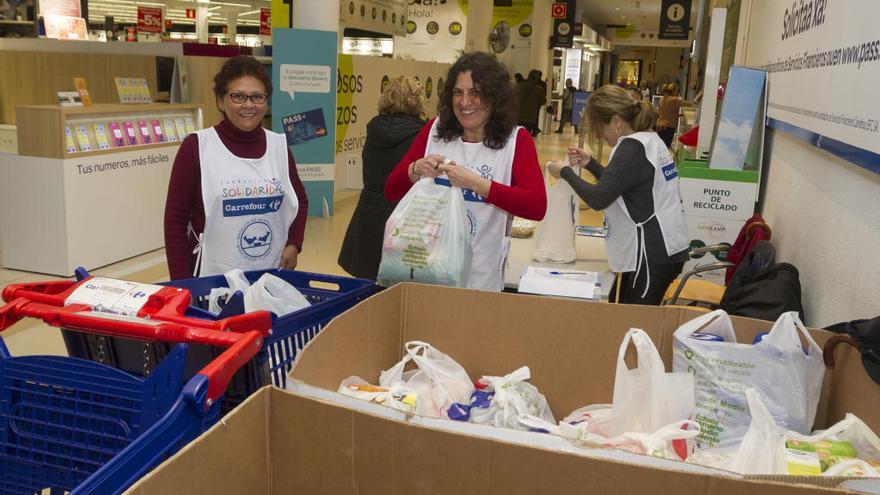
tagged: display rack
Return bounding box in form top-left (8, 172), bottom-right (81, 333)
top-left (15, 103), bottom-right (202, 159)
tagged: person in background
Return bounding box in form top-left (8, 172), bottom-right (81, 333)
top-left (555, 78), bottom-right (576, 133)
top-left (656, 83), bottom-right (693, 148)
top-left (338, 76), bottom-right (426, 280)
top-left (628, 85), bottom-right (643, 102)
top-left (164, 56), bottom-right (308, 279)
top-left (547, 85), bottom-right (688, 305)
top-left (385, 52), bottom-right (547, 292)
top-left (517, 69), bottom-right (546, 137)
top-left (513, 72), bottom-right (524, 84)
top-left (640, 81), bottom-right (651, 101)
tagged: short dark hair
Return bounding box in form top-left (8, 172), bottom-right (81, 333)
top-left (436, 52), bottom-right (516, 150)
top-left (213, 56), bottom-right (272, 99)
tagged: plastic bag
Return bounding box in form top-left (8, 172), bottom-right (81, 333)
top-left (466, 366), bottom-right (555, 430)
top-left (206, 269), bottom-right (310, 316)
top-left (244, 272), bottom-right (311, 315)
top-left (672, 310), bottom-right (825, 451)
top-left (722, 389), bottom-right (880, 476)
top-left (533, 162), bottom-right (577, 263)
top-left (378, 341), bottom-right (474, 418)
top-left (612, 328), bottom-right (695, 437)
top-left (377, 178), bottom-right (472, 288)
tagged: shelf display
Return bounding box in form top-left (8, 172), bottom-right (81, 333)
top-left (14, 103), bottom-right (202, 159)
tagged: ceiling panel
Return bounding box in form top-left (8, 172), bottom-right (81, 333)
top-left (577, 0), bottom-right (699, 30)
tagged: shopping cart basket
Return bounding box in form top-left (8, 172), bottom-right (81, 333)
top-left (0, 280), bottom-right (271, 494)
top-left (61, 268), bottom-right (376, 412)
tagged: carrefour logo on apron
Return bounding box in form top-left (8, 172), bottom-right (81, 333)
top-left (237, 219), bottom-right (274, 259)
top-left (661, 162), bottom-right (678, 181)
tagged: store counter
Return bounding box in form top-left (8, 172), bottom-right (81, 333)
top-left (505, 234), bottom-right (614, 299)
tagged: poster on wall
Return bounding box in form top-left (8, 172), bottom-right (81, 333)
top-left (137, 6), bottom-right (163, 34)
top-left (340, 0), bottom-right (407, 37)
top-left (744, 0), bottom-right (880, 174)
top-left (336, 54), bottom-right (451, 190)
top-left (272, 28), bottom-right (338, 216)
top-left (492, 0), bottom-right (534, 77)
top-left (394, 0), bottom-right (466, 64)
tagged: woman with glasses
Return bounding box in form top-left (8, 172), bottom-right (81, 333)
top-left (164, 56), bottom-right (308, 279)
top-left (384, 52), bottom-right (547, 291)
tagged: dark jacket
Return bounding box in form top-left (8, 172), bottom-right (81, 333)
top-left (516, 80), bottom-right (546, 126)
top-left (338, 113), bottom-right (424, 279)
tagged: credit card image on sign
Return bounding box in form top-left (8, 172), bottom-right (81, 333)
top-left (282, 108), bottom-right (327, 146)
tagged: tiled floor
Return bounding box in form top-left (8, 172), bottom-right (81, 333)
top-left (1, 127), bottom-right (604, 356)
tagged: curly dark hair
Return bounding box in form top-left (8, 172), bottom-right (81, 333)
top-left (213, 56), bottom-right (272, 99)
top-left (435, 52), bottom-right (516, 150)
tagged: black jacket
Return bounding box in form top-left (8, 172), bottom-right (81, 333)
top-left (338, 113), bottom-right (424, 279)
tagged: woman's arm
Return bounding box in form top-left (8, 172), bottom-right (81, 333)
top-left (483, 128), bottom-right (547, 220)
top-left (285, 148), bottom-right (308, 251)
top-left (559, 139), bottom-right (653, 210)
top-left (164, 134), bottom-right (201, 280)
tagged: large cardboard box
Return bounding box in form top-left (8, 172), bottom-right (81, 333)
top-left (129, 285), bottom-right (880, 494)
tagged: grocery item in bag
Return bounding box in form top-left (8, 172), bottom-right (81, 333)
top-left (460, 366), bottom-right (555, 431)
top-left (673, 311), bottom-right (825, 451)
top-left (377, 178), bottom-right (472, 287)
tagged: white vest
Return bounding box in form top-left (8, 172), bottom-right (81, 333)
top-left (604, 132), bottom-right (688, 295)
top-left (195, 127), bottom-right (298, 277)
top-left (425, 118), bottom-right (518, 291)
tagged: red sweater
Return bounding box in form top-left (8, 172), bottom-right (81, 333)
top-left (164, 119), bottom-right (309, 280)
top-left (385, 118), bottom-right (547, 220)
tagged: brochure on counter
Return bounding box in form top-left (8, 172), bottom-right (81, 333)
top-left (518, 266), bottom-right (600, 300)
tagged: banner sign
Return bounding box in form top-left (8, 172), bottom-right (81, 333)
top-left (659, 0), bottom-right (691, 40)
top-left (744, 0), bottom-right (880, 174)
top-left (137, 6), bottom-right (163, 34)
top-left (340, 0), bottom-right (407, 37)
top-left (272, 29), bottom-right (338, 216)
top-left (260, 8), bottom-right (271, 35)
top-left (551, 0), bottom-right (575, 48)
top-left (395, 0), bottom-right (466, 64)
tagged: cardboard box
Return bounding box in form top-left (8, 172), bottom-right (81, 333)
top-left (129, 284), bottom-right (880, 494)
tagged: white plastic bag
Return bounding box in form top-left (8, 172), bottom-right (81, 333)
top-left (612, 328), bottom-right (695, 437)
top-left (723, 388), bottom-right (880, 476)
top-left (672, 310), bottom-right (825, 451)
top-left (337, 376), bottom-right (417, 414)
top-left (206, 269), bottom-right (310, 316)
top-left (377, 178), bottom-right (473, 288)
top-left (468, 366), bottom-right (555, 430)
top-left (244, 273), bottom-right (311, 315)
top-left (378, 341), bottom-right (474, 418)
top-left (533, 162), bottom-right (577, 263)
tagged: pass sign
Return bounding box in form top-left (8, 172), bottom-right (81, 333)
top-left (552, 2), bottom-right (567, 19)
top-left (137, 6), bottom-right (163, 34)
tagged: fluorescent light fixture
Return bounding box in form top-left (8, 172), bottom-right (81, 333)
top-left (238, 9), bottom-right (260, 16)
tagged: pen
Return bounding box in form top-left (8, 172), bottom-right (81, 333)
top-left (549, 271), bottom-right (588, 275)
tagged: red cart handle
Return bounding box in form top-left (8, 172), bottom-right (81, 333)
top-left (0, 281), bottom-right (273, 408)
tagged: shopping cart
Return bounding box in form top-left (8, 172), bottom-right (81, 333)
top-left (61, 268), bottom-right (376, 411)
top-left (0, 280), bottom-right (271, 495)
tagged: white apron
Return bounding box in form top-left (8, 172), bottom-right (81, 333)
top-left (603, 132), bottom-right (688, 296)
top-left (195, 127), bottom-right (298, 277)
top-left (425, 118), bottom-right (518, 291)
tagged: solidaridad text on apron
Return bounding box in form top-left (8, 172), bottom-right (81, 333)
top-left (194, 127), bottom-right (298, 277)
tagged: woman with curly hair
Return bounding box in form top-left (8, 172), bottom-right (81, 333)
top-left (384, 52), bottom-right (547, 291)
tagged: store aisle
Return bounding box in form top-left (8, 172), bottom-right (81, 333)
top-left (1, 128), bottom-right (602, 356)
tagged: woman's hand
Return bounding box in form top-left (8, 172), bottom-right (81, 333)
top-left (546, 160), bottom-right (570, 179)
top-left (408, 154), bottom-right (446, 182)
top-left (566, 147), bottom-right (591, 168)
top-left (280, 245), bottom-right (299, 270)
top-left (438, 161), bottom-right (491, 197)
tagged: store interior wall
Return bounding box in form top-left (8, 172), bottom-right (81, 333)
top-left (613, 46), bottom-right (682, 88)
top-left (759, 131), bottom-right (880, 327)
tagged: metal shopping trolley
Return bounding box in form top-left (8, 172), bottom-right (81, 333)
top-left (61, 268), bottom-right (376, 412)
top-left (0, 279), bottom-right (271, 494)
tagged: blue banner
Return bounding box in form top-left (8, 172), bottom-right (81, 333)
top-left (272, 28), bottom-right (338, 216)
top-left (572, 91), bottom-right (590, 126)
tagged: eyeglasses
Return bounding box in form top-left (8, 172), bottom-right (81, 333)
top-left (228, 92), bottom-right (268, 105)
top-left (452, 88), bottom-right (481, 100)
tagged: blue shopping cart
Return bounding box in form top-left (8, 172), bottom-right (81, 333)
top-left (61, 268), bottom-right (376, 412)
top-left (0, 280), bottom-right (271, 494)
